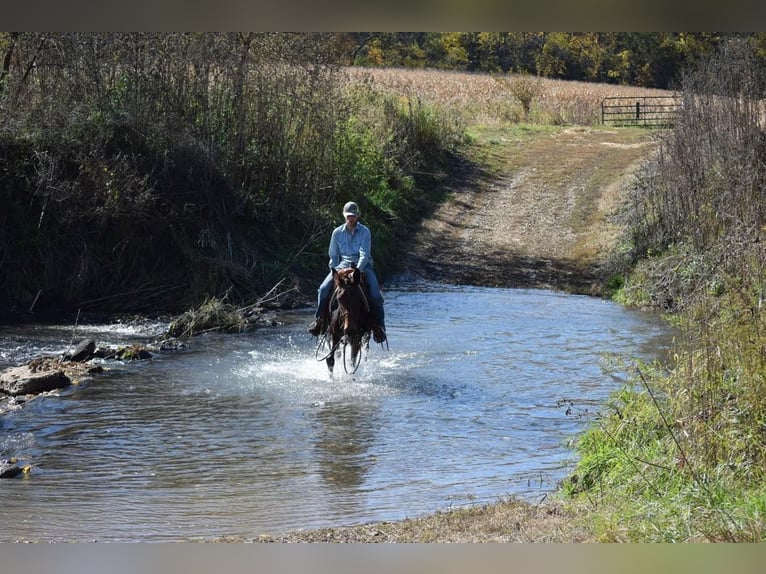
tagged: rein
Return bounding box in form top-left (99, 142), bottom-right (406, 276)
top-left (356, 284), bottom-right (371, 313)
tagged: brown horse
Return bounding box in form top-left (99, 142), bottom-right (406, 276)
top-left (323, 267), bottom-right (374, 374)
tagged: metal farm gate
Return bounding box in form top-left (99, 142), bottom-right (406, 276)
top-left (601, 96), bottom-right (682, 127)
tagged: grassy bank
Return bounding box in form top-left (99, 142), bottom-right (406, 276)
top-left (561, 40), bottom-right (766, 542)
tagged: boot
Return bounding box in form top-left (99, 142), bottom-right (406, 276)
top-left (308, 316), bottom-right (326, 336)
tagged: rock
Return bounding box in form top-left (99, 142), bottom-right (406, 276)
top-left (158, 338), bottom-right (187, 352)
top-left (113, 345), bottom-right (152, 360)
top-left (0, 365), bottom-right (71, 397)
top-left (24, 356), bottom-right (98, 381)
top-left (65, 338), bottom-right (96, 362)
top-left (0, 459), bottom-right (23, 479)
top-left (93, 344), bottom-right (152, 360)
top-left (93, 346), bottom-right (117, 359)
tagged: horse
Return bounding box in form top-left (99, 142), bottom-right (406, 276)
top-left (319, 267), bottom-right (374, 374)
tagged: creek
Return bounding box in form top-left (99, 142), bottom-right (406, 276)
top-left (0, 277), bottom-right (673, 542)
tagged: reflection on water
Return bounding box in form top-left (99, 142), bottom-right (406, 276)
top-left (315, 401), bottom-right (377, 489)
top-left (0, 278), bottom-right (673, 541)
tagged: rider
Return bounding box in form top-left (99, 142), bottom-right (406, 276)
top-left (308, 201), bottom-right (386, 343)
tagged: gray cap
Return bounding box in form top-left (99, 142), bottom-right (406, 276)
top-left (342, 201), bottom-right (360, 217)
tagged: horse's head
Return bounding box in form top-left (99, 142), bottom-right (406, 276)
top-left (333, 266), bottom-right (360, 288)
top-left (325, 267), bottom-right (371, 374)
top-left (332, 267), bottom-right (368, 335)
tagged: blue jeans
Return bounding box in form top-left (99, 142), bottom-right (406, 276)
top-left (316, 267), bottom-right (385, 330)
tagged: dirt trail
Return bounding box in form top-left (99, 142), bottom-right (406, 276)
top-left (406, 126), bottom-right (658, 294)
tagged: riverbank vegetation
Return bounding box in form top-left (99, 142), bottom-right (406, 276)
top-left (565, 39), bottom-right (766, 541)
top-left (0, 33), bottom-right (462, 317)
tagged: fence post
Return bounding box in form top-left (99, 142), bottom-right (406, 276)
top-left (636, 100), bottom-right (641, 121)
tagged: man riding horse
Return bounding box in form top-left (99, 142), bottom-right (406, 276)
top-left (308, 201), bottom-right (387, 343)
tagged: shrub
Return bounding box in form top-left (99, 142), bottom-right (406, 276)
top-left (570, 39), bottom-right (766, 542)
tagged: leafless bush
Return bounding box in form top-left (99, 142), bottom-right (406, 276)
top-left (500, 74), bottom-right (543, 119)
top-left (626, 39), bottom-right (766, 307)
top-left (0, 33), bottom-right (351, 311)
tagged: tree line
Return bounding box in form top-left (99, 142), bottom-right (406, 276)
top-left (332, 32), bottom-right (766, 89)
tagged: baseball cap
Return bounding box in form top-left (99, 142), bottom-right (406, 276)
top-left (343, 201), bottom-right (360, 217)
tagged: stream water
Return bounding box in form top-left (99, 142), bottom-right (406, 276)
top-left (0, 277), bottom-right (673, 542)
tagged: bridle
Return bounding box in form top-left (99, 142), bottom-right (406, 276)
top-left (334, 276), bottom-right (371, 332)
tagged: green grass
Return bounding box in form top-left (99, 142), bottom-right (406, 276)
top-left (567, 268), bottom-right (766, 541)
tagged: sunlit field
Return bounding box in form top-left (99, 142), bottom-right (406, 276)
top-left (346, 66), bottom-right (675, 127)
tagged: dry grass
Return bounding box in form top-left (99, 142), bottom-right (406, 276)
top-left (346, 67), bottom-right (674, 127)
top-left (231, 498), bottom-right (596, 543)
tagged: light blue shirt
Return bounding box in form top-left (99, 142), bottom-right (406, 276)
top-left (328, 222), bottom-right (373, 272)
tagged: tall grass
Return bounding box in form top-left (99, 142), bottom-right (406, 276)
top-left (0, 34), bottom-right (461, 314)
top-left (567, 39), bottom-right (766, 542)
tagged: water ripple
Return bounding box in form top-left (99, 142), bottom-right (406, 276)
top-left (0, 279), bottom-right (672, 541)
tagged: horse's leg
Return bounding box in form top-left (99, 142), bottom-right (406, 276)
top-left (344, 336), bottom-right (363, 374)
top-left (326, 337), bottom-right (337, 374)
top-left (351, 339), bottom-right (361, 366)
top-left (325, 316), bottom-right (339, 374)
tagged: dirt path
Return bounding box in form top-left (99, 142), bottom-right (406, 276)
top-left (406, 125), bottom-right (658, 294)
